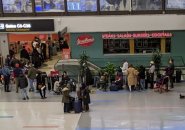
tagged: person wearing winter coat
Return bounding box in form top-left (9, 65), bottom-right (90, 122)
top-left (18, 73), bottom-right (29, 100)
top-left (82, 84), bottom-right (91, 112)
top-left (127, 64), bottom-right (138, 92)
top-left (62, 85), bottom-right (71, 113)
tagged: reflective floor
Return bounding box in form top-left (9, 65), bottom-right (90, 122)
top-left (0, 83), bottom-right (185, 130)
top-left (0, 55), bottom-right (185, 130)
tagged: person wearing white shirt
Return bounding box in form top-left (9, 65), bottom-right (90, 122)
top-left (148, 61), bottom-right (155, 89)
top-left (121, 60), bottom-right (128, 87)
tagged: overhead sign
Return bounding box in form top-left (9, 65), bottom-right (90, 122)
top-left (102, 32), bottom-right (173, 39)
top-left (0, 19), bottom-right (54, 32)
top-left (77, 34), bottom-right (95, 47)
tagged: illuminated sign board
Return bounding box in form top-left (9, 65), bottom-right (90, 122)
top-left (0, 19), bottom-right (54, 32)
top-left (102, 32), bottom-right (173, 39)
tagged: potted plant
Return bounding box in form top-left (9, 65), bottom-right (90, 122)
top-left (79, 51), bottom-right (90, 83)
top-left (104, 62), bottom-right (115, 87)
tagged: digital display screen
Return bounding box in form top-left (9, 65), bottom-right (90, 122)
top-left (166, 0), bottom-right (185, 10)
top-left (100, 0), bottom-right (130, 11)
top-left (2, 0), bottom-right (33, 13)
top-left (67, 0), bottom-right (97, 12)
top-left (35, 0), bottom-right (65, 12)
top-left (132, 0), bottom-right (162, 10)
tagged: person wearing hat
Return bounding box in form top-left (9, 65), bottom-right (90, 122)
top-left (148, 61), bottom-right (155, 89)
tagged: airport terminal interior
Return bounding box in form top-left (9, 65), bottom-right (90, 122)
top-left (0, 0), bottom-right (185, 130)
top-left (0, 53), bottom-right (185, 130)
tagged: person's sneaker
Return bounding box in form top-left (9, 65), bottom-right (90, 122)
top-left (26, 96), bottom-right (29, 100)
top-left (22, 98), bottom-right (26, 100)
top-left (44, 97), bottom-right (47, 99)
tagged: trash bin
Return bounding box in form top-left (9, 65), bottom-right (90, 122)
top-left (176, 69), bottom-right (182, 83)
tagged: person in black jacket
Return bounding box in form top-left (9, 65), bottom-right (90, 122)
top-left (18, 73), bottom-right (29, 100)
top-left (20, 46), bottom-right (30, 61)
top-left (37, 72), bottom-right (47, 99)
top-left (165, 59), bottom-right (175, 88)
top-left (138, 65), bottom-right (146, 90)
top-left (82, 83), bottom-right (90, 112)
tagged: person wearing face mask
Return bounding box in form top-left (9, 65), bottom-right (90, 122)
top-left (148, 61), bottom-right (155, 89)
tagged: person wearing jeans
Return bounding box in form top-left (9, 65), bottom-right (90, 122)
top-left (1, 65), bottom-right (11, 92)
top-left (27, 64), bottom-right (39, 92)
top-left (138, 65), bottom-right (146, 90)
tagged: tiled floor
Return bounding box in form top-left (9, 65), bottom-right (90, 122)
top-left (0, 55), bottom-right (185, 130)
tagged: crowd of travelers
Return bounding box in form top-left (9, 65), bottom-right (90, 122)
top-left (0, 35), bottom-right (91, 113)
top-left (93, 58), bottom-right (175, 93)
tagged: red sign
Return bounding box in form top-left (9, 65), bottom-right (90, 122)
top-left (62, 49), bottom-right (71, 60)
top-left (102, 32), bottom-right (172, 39)
top-left (77, 34), bottom-right (94, 47)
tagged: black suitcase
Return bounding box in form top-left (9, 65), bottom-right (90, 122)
top-left (74, 99), bottom-right (82, 113)
top-left (110, 83), bottom-right (119, 91)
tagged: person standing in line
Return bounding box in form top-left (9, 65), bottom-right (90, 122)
top-left (148, 61), bottom-right (155, 89)
top-left (121, 60), bottom-right (128, 88)
top-left (62, 84), bottom-right (70, 113)
top-left (138, 65), bottom-right (146, 90)
top-left (13, 63), bottom-right (23, 93)
top-left (82, 84), bottom-right (90, 112)
top-left (166, 58), bottom-right (175, 88)
top-left (127, 64), bottom-right (137, 92)
top-left (18, 72), bottom-right (29, 100)
top-left (1, 65), bottom-right (11, 92)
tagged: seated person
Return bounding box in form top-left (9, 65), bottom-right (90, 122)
top-left (97, 72), bottom-right (108, 91)
top-left (114, 71), bottom-right (123, 89)
top-left (53, 80), bottom-right (60, 94)
top-left (154, 73), bottom-right (169, 93)
top-left (154, 74), bottom-right (162, 91)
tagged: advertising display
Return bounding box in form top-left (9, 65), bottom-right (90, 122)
top-left (100, 0), bottom-right (130, 11)
top-left (35, 0), bottom-right (65, 12)
top-left (0, 19), bottom-right (54, 32)
top-left (132, 0), bottom-right (162, 10)
top-left (77, 34), bottom-right (94, 47)
top-left (67, 0), bottom-right (97, 12)
top-left (2, 0), bottom-right (33, 13)
top-left (102, 32), bottom-right (172, 39)
top-left (166, 0), bottom-right (185, 10)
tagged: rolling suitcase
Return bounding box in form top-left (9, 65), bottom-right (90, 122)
top-left (110, 83), bottom-right (119, 91)
top-left (74, 99), bottom-right (82, 113)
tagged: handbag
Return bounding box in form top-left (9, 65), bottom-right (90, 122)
top-left (38, 84), bottom-right (43, 90)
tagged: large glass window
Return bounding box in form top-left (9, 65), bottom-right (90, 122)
top-left (135, 38), bottom-right (161, 53)
top-left (35, 0), bottom-right (65, 12)
top-left (103, 39), bottom-right (130, 54)
top-left (2, 0), bottom-right (33, 13)
top-left (165, 0), bottom-right (185, 10)
top-left (100, 0), bottom-right (130, 11)
top-left (132, 0), bottom-right (162, 10)
top-left (67, 0), bottom-right (97, 12)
